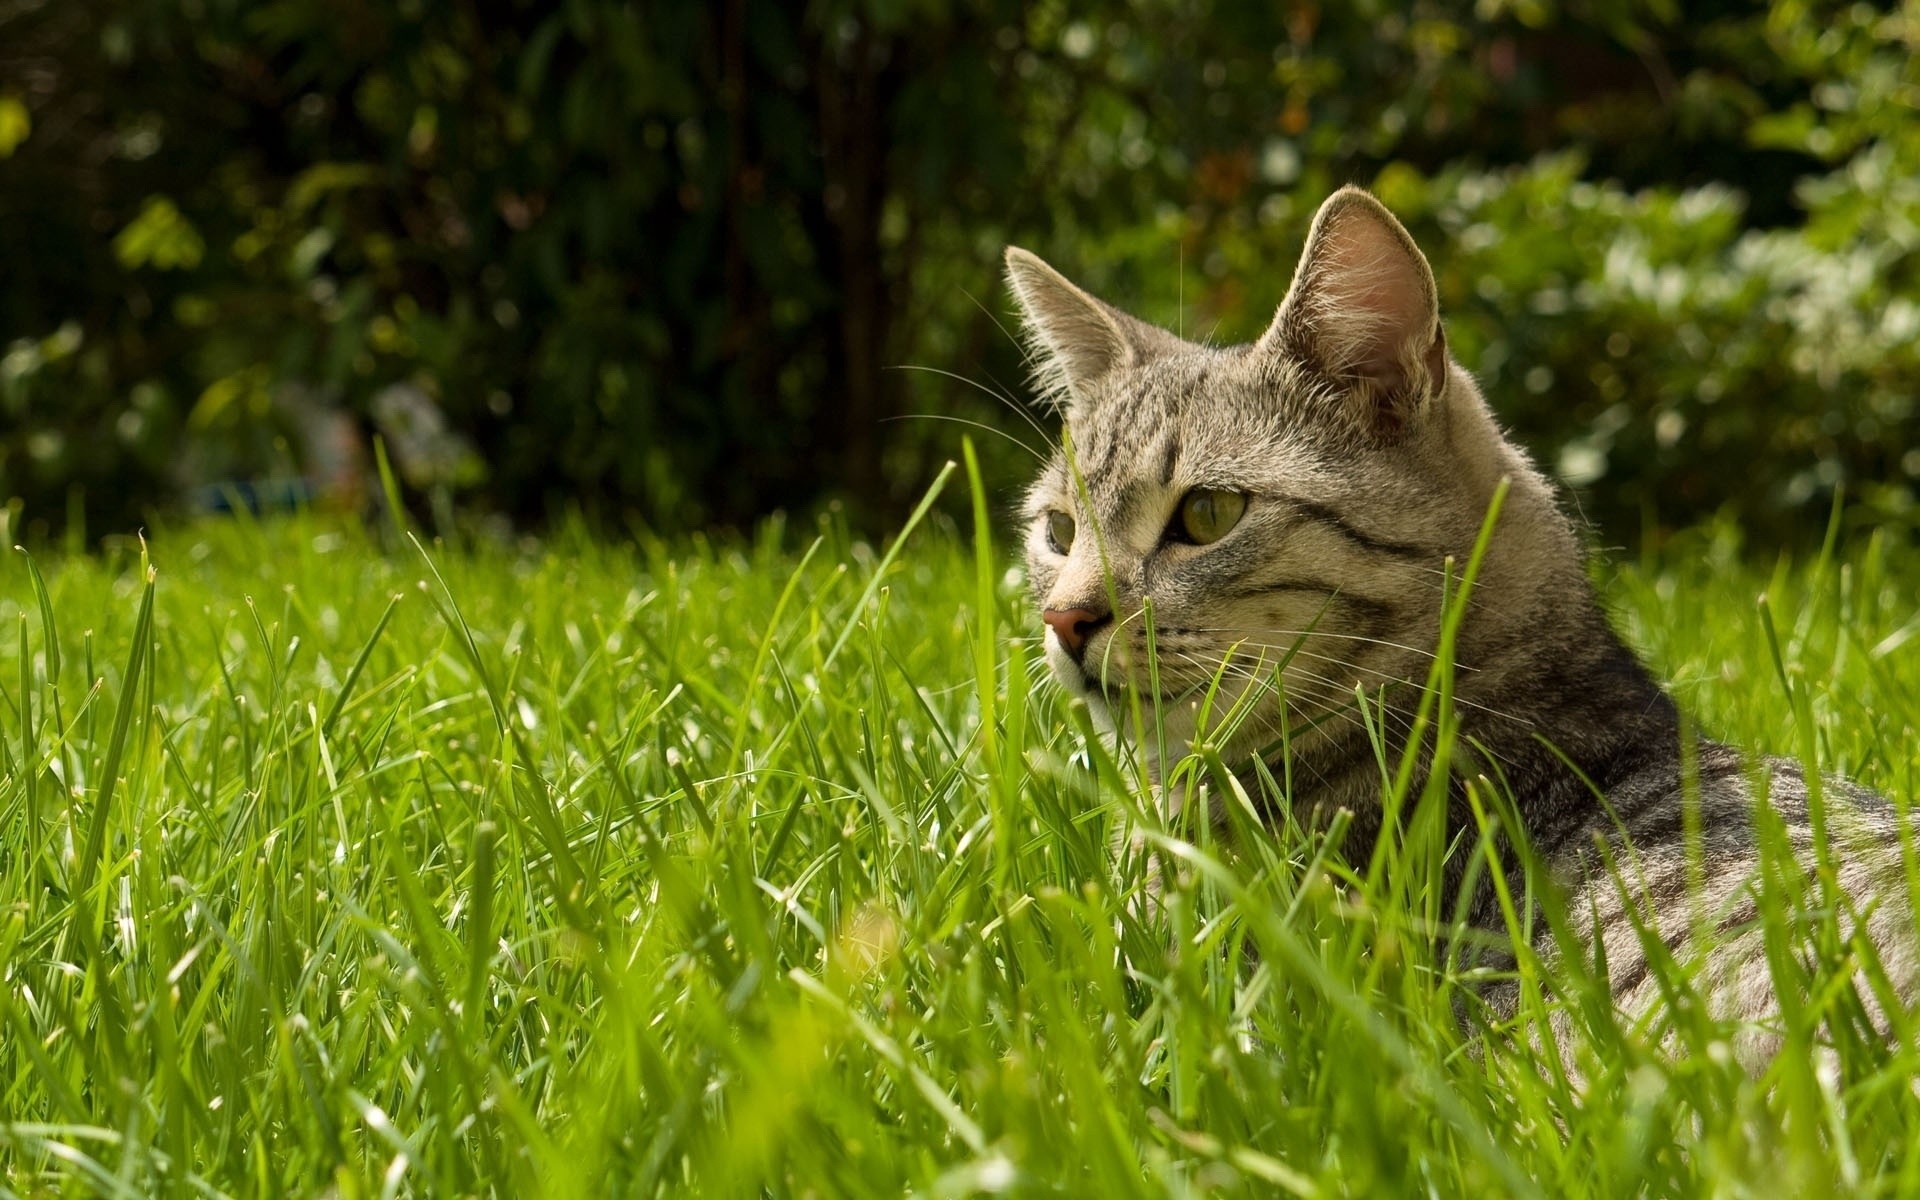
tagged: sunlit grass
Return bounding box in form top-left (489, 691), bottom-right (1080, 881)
top-left (1, 483), bottom-right (1918, 1197)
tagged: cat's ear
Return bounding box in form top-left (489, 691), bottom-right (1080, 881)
top-left (1005, 247), bottom-right (1169, 409)
top-left (1257, 187), bottom-right (1449, 438)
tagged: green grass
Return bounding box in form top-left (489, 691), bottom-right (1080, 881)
top-left (2, 483), bottom-right (1919, 1198)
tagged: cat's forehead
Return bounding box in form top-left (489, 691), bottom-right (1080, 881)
top-left (1067, 348), bottom-right (1316, 466)
top-left (1073, 351), bottom-right (1220, 457)
top-left (1040, 346), bottom-right (1333, 518)
top-left (1089, 348), bottom-right (1229, 418)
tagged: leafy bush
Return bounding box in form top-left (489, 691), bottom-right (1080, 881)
top-left (1452, 1), bottom-right (1920, 537)
top-left (0, 0), bottom-right (1914, 541)
top-left (1060, 2), bottom-right (1920, 540)
top-left (1415, 147), bottom-right (1918, 540)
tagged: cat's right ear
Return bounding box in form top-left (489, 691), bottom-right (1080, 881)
top-left (1256, 187), bottom-right (1449, 440)
top-left (1004, 247), bottom-right (1164, 410)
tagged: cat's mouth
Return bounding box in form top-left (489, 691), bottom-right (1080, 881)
top-left (1053, 636), bottom-right (1208, 706)
top-left (1076, 666), bottom-right (1197, 707)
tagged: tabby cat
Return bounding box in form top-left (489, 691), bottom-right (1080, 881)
top-left (1007, 186), bottom-right (1915, 1050)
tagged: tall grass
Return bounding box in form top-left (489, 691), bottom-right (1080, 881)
top-left (1, 481), bottom-right (1917, 1197)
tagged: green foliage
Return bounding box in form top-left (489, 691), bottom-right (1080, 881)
top-left (0, 0), bottom-right (1915, 540)
top-left (0, 505), bottom-right (1919, 1194)
top-left (112, 196), bottom-right (207, 271)
top-left (0, 95), bottom-right (28, 158)
top-left (1414, 147), bottom-right (1917, 539)
top-left (1465, 2), bottom-right (1920, 536)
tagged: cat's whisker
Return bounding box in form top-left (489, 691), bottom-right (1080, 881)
top-left (890, 358), bottom-right (1034, 417)
top-left (880, 412), bottom-right (1046, 463)
top-left (1156, 643), bottom-right (1363, 700)
top-left (1160, 651), bottom-right (1476, 788)
top-left (1215, 639), bottom-right (1531, 727)
top-left (1402, 562), bottom-right (1495, 607)
top-left (1157, 649), bottom-right (1526, 770)
top-left (957, 286), bottom-right (1044, 371)
top-left (1160, 651), bottom-right (1389, 745)
top-left (1176, 625), bottom-right (1466, 666)
top-left (1203, 637), bottom-right (1440, 685)
top-left (1098, 595), bottom-right (1543, 733)
top-left (888, 362), bottom-right (1056, 453)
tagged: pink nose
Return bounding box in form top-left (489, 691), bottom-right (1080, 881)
top-left (1043, 606), bottom-right (1108, 658)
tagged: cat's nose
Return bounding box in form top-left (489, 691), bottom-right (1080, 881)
top-left (1042, 605), bottom-right (1110, 661)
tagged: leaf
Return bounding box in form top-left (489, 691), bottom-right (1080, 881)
top-left (285, 161), bottom-right (381, 214)
top-left (0, 95), bottom-right (28, 158)
top-left (112, 196), bottom-right (205, 271)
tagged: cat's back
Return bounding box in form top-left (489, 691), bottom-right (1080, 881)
top-left (1528, 742), bottom-right (1916, 1053)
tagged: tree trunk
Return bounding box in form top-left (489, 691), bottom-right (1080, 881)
top-left (816, 14), bottom-right (900, 521)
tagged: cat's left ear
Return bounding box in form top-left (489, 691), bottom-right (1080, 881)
top-left (1256, 187), bottom-right (1449, 439)
top-left (1005, 246), bottom-right (1174, 410)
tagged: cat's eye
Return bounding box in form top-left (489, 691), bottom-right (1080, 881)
top-left (1045, 511), bottom-right (1076, 555)
top-left (1174, 489), bottom-right (1246, 545)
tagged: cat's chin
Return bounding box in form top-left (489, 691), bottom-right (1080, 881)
top-left (1071, 683), bottom-right (1209, 778)
top-left (1048, 643), bottom-right (1291, 775)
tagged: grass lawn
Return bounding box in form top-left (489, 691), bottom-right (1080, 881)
top-left (3, 475), bottom-right (1919, 1197)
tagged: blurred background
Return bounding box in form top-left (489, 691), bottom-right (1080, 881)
top-left (2, 0), bottom-right (1916, 547)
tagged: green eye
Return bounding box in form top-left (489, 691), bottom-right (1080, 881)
top-left (1045, 511), bottom-right (1076, 555)
top-left (1176, 489), bottom-right (1246, 545)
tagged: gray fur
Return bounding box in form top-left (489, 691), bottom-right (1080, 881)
top-left (1009, 186), bottom-right (1916, 1051)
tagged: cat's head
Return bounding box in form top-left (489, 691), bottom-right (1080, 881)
top-left (1011, 187), bottom-right (1544, 770)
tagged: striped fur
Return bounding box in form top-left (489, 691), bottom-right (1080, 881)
top-left (1009, 187), bottom-right (1916, 1052)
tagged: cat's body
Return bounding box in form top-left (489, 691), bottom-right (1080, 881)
top-left (1008, 187), bottom-right (1915, 1048)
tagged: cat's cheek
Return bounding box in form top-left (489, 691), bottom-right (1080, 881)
top-left (1047, 647), bottom-right (1096, 703)
top-left (1128, 706), bottom-right (1200, 779)
top-left (1024, 557), bottom-right (1057, 608)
